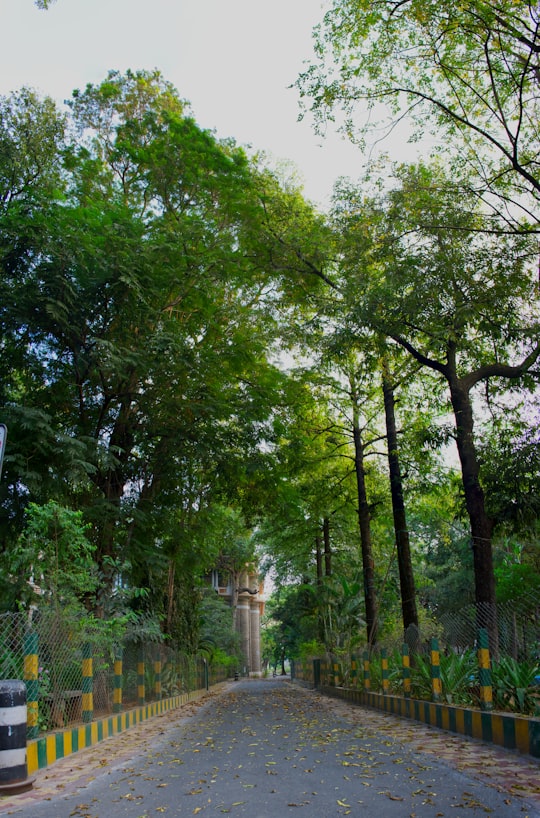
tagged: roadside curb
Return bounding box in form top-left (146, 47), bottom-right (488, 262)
top-left (27, 682), bottom-right (229, 775)
top-left (318, 684), bottom-right (540, 759)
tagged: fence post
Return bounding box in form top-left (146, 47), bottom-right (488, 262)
top-left (113, 647), bottom-right (123, 713)
top-left (333, 659), bottom-right (341, 687)
top-left (176, 654), bottom-right (182, 693)
top-left (138, 650), bottom-right (145, 705)
top-left (351, 655), bottom-right (358, 686)
top-left (381, 648), bottom-right (389, 694)
top-left (23, 631), bottom-right (39, 740)
top-left (430, 638), bottom-right (442, 702)
top-left (313, 658), bottom-right (321, 688)
top-left (154, 652), bottom-right (162, 701)
top-left (82, 642), bottom-right (93, 723)
top-left (477, 628), bottom-right (493, 711)
top-left (363, 650), bottom-right (370, 691)
top-left (402, 643), bottom-right (411, 698)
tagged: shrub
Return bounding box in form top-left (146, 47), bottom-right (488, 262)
top-left (491, 656), bottom-right (540, 715)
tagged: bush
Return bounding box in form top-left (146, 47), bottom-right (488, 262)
top-left (408, 649), bottom-right (477, 705)
top-left (491, 656), bottom-right (540, 715)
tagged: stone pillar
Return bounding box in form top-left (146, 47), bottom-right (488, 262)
top-left (236, 593), bottom-right (251, 676)
top-left (249, 597), bottom-right (262, 677)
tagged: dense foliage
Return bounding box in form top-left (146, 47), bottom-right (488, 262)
top-left (1, 52), bottom-right (539, 679)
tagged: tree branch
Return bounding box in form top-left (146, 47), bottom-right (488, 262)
top-left (463, 340), bottom-right (540, 390)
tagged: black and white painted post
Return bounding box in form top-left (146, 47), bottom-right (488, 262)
top-left (0, 680), bottom-right (34, 793)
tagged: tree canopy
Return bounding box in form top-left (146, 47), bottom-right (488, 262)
top-left (1, 61), bottom-right (539, 666)
top-left (298, 0), bottom-right (540, 228)
top-left (0, 70), bottom-right (299, 642)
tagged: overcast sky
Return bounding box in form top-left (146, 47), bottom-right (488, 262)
top-left (0, 0), bottom-right (369, 209)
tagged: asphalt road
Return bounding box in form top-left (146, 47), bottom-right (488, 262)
top-left (3, 679), bottom-right (540, 817)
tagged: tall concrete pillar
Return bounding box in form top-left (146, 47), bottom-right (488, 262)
top-left (249, 597), bottom-right (262, 677)
top-left (236, 593), bottom-right (251, 675)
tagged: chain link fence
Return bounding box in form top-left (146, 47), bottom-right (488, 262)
top-left (436, 595), bottom-right (540, 661)
top-left (385, 590), bottom-right (540, 661)
top-left (0, 609), bottom-right (231, 735)
top-left (292, 591), bottom-right (540, 714)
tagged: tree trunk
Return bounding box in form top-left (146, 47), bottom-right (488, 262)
top-left (165, 560), bottom-right (176, 635)
top-left (448, 376), bottom-right (498, 654)
top-left (381, 370), bottom-right (419, 637)
top-left (352, 412), bottom-right (379, 647)
top-left (323, 517), bottom-right (332, 576)
top-left (91, 390), bottom-right (137, 597)
top-left (230, 569), bottom-right (241, 631)
top-left (315, 534), bottom-right (323, 585)
top-left (314, 535), bottom-right (326, 642)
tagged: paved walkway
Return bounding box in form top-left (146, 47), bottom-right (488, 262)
top-left (1, 679), bottom-right (539, 817)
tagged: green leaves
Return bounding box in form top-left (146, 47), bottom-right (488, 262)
top-left (10, 500), bottom-right (98, 606)
top-left (299, 0), bottom-right (540, 226)
top-left (0, 71), bottom-right (332, 650)
top-left (491, 656), bottom-right (540, 715)
top-left (0, 87), bottom-right (66, 211)
top-left (334, 161), bottom-right (538, 381)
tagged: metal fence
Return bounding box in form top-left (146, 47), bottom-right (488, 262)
top-left (436, 595), bottom-right (540, 661)
top-left (291, 593), bottom-right (540, 714)
top-left (0, 609), bottom-right (231, 735)
top-left (389, 592), bottom-right (540, 662)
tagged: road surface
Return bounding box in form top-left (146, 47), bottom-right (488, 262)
top-left (2, 679), bottom-right (539, 817)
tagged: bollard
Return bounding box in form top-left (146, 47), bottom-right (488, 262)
top-left (0, 680), bottom-right (34, 793)
top-left (381, 648), bottom-right (389, 694)
top-left (477, 628), bottom-right (493, 711)
top-left (363, 650), bottom-right (371, 691)
top-left (113, 647), bottom-right (123, 714)
top-left (402, 643), bottom-right (411, 698)
top-left (430, 638), bottom-right (442, 702)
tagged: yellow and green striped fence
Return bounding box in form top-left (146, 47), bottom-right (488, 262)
top-left (290, 626), bottom-right (539, 758)
top-left (26, 686), bottom-right (224, 775)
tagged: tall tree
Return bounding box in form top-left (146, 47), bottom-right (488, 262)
top-left (0, 72), bottom-right (300, 630)
top-left (348, 364), bottom-right (380, 646)
top-left (380, 355), bottom-right (419, 637)
top-left (334, 161), bottom-right (540, 647)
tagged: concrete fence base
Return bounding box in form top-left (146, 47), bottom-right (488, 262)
top-left (26, 683), bottom-right (228, 775)
top-left (316, 684), bottom-right (540, 759)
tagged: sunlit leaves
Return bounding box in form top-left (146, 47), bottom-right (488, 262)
top-left (299, 0), bottom-right (540, 225)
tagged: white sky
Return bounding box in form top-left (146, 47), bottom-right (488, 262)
top-left (0, 0), bottom-right (368, 209)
